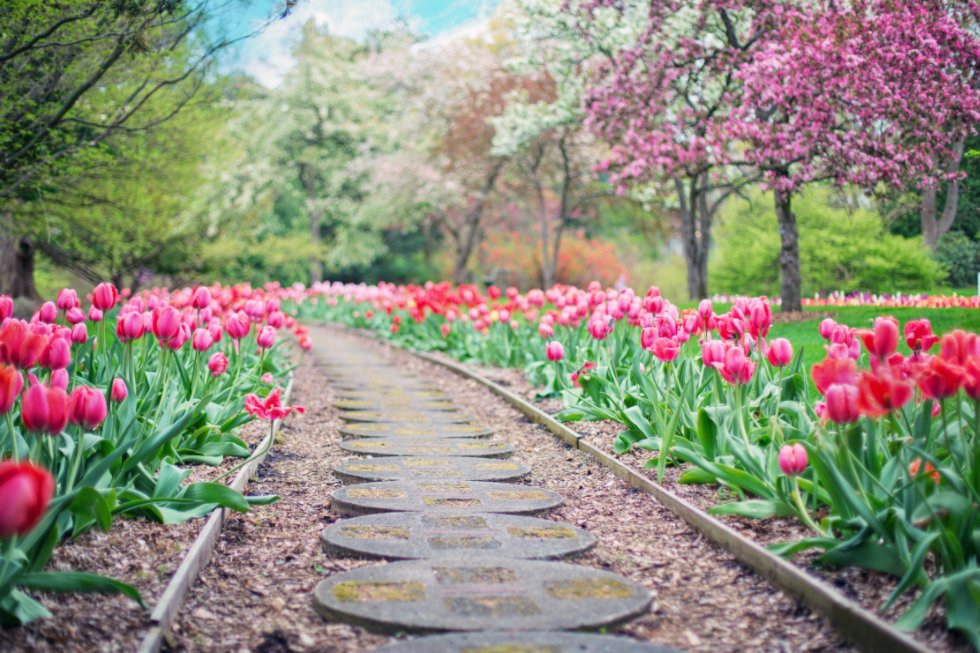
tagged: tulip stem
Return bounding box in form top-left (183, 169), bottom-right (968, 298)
top-left (213, 420), bottom-right (275, 484)
top-left (6, 412), bottom-right (18, 462)
top-left (790, 479), bottom-right (826, 536)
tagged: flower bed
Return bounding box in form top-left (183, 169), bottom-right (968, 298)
top-left (297, 281), bottom-right (980, 650)
top-left (0, 282), bottom-right (307, 624)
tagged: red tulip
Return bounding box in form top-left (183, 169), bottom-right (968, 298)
top-left (570, 361), bottom-right (596, 387)
top-left (21, 382), bottom-right (69, 434)
top-left (825, 383), bottom-right (860, 424)
top-left (904, 319), bottom-right (938, 354)
top-left (67, 385), bottom-right (107, 430)
top-left (256, 325), bottom-right (276, 349)
top-left (208, 352), bottom-right (229, 377)
top-left (962, 357), bottom-right (980, 401)
top-left (855, 370), bottom-right (913, 418)
top-left (939, 330), bottom-right (980, 366)
top-left (908, 458), bottom-right (940, 484)
top-left (111, 378), bottom-right (128, 402)
top-left (92, 283), bottom-right (119, 311)
top-left (0, 461), bottom-right (55, 538)
top-left (915, 356), bottom-right (963, 400)
top-left (0, 320), bottom-right (49, 369)
top-left (0, 364), bottom-right (23, 414)
top-left (811, 357), bottom-right (858, 395)
top-left (545, 341), bottom-right (564, 362)
top-left (243, 388), bottom-right (304, 421)
top-left (857, 317), bottom-right (899, 359)
top-left (766, 338), bottom-right (793, 367)
top-left (56, 288), bottom-right (79, 311)
top-left (778, 443), bottom-right (808, 476)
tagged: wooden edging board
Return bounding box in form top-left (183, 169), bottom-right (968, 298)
top-left (404, 347), bottom-right (936, 653)
top-left (136, 376), bottom-right (295, 653)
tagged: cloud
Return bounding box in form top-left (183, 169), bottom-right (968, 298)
top-left (243, 0), bottom-right (401, 87)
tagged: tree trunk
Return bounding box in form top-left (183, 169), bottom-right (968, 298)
top-left (675, 177), bottom-right (709, 300)
top-left (452, 161), bottom-right (503, 285)
top-left (921, 136), bottom-right (966, 250)
top-left (774, 191), bottom-right (802, 312)
top-left (299, 163), bottom-right (323, 285)
top-left (0, 214), bottom-right (40, 300)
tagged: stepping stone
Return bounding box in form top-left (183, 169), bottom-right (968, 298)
top-left (334, 399), bottom-right (457, 412)
top-left (338, 411), bottom-right (469, 424)
top-left (339, 390), bottom-right (446, 401)
top-left (340, 438), bottom-right (512, 458)
top-left (333, 457), bottom-right (530, 483)
top-left (341, 423), bottom-right (492, 439)
top-left (320, 512), bottom-right (595, 560)
top-left (329, 481), bottom-right (562, 516)
top-left (312, 558), bottom-right (651, 632)
top-left (370, 632), bottom-right (683, 653)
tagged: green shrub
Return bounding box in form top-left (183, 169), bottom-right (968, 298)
top-left (934, 230), bottom-right (979, 288)
top-left (711, 187), bottom-right (945, 296)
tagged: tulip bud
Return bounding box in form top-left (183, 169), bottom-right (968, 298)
top-left (64, 307), bottom-right (85, 325)
top-left (208, 352), bottom-right (229, 377)
top-left (68, 385), bottom-right (107, 430)
top-left (191, 286), bottom-right (212, 310)
top-left (50, 368), bottom-right (69, 390)
top-left (824, 384), bottom-right (860, 424)
top-left (697, 299), bottom-right (713, 321)
top-left (766, 338), bottom-right (793, 367)
top-left (192, 328), bottom-right (213, 352)
top-left (116, 312), bottom-right (145, 342)
top-left (225, 312), bottom-right (250, 339)
top-left (256, 326), bottom-right (276, 349)
top-left (778, 443), bottom-right (808, 476)
top-left (38, 301), bottom-right (58, 324)
top-left (57, 288), bottom-right (80, 311)
top-left (88, 307), bottom-right (103, 322)
top-left (92, 282), bottom-right (119, 311)
top-left (0, 460), bottom-right (55, 538)
top-left (0, 295), bottom-right (13, 321)
top-left (21, 382), bottom-right (69, 434)
top-left (39, 337), bottom-right (71, 370)
top-left (70, 323), bottom-right (88, 345)
top-left (111, 378), bottom-right (128, 402)
top-left (0, 364), bottom-right (24, 414)
top-left (151, 306), bottom-right (180, 341)
top-left (545, 341), bottom-right (564, 362)
top-left (818, 318), bottom-right (836, 340)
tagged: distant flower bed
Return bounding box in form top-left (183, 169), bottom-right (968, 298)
top-left (711, 291), bottom-right (980, 308)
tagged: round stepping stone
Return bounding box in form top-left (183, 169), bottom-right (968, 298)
top-left (321, 512), bottom-right (595, 560)
top-left (340, 438), bottom-right (512, 458)
top-left (329, 481), bottom-right (562, 516)
top-left (338, 410), bottom-right (469, 424)
top-left (333, 457), bottom-right (529, 483)
top-left (334, 399), bottom-right (457, 412)
top-left (312, 558), bottom-right (652, 632)
top-left (339, 389), bottom-right (446, 401)
top-left (340, 423), bottom-right (492, 439)
top-left (370, 632), bottom-right (682, 653)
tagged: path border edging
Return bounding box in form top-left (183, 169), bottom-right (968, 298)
top-left (400, 347), bottom-right (936, 653)
top-left (136, 376), bottom-right (295, 653)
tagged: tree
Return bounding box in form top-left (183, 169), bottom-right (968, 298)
top-left (0, 0), bottom-right (287, 297)
top-left (729, 0), bottom-right (980, 310)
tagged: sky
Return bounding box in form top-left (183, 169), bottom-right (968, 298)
top-left (219, 0), bottom-right (499, 87)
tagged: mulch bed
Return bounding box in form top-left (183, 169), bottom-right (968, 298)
top-left (461, 360), bottom-right (970, 653)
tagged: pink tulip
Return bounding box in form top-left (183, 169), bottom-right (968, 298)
top-left (21, 382), bottom-right (69, 434)
top-left (545, 341), bottom-right (564, 362)
top-left (192, 328), bottom-right (213, 352)
top-left (208, 352), bottom-right (229, 377)
top-left (766, 338), bottom-right (793, 367)
top-left (818, 318), bottom-right (837, 340)
top-left (701, 339), bottom-right (727, 368)
top-left (39, 337), bottom-right (70, 370)
top-left (38, 302), bottom-right (57, 324)
top-left (151, 306), bottom-right (180, 341)
top-left (50, 369), bottom-right (69, 390)
top-left (166, 323), bottom-right (190, 351)
top-left (88, 307), bottom-right (103, 322)
top-left (191, 286), bottom-right (211, 310)
top-left (778, 443), bottom-right (808, 476)
top-left (0, 295), bottom-right (12, 321)
top-left (256, 326), bottom-right (276, 349)
top-left (56, 288), bottom-right (79, 311)
top-left (825, 384), bottom-right (860, 424)
top-left (111, 378), bottom-right (128, 402)
top-left (697, 299), bottom-right (713, 321)
top-left (92, 283), bottom-right (119, 311)
top-left (225, 312), bottom-right (250, 339)
top-left (712, 345), bottom-right (756, 384)
top-left (70, 323), bottom-right (88, 345)
top-left (65, 307), bottom-right (86, 325)
top-left (67, 385), bottom-right (107, 429)
top-left (650, 337), bottom-right (680, 362)
top-left (116, 312), bottom-right (145, 342)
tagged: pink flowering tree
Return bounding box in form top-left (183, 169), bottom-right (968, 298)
top-left (729, 0), bottom-right (980, 311)
top-left (571, 0), bottom-right (776, 299)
